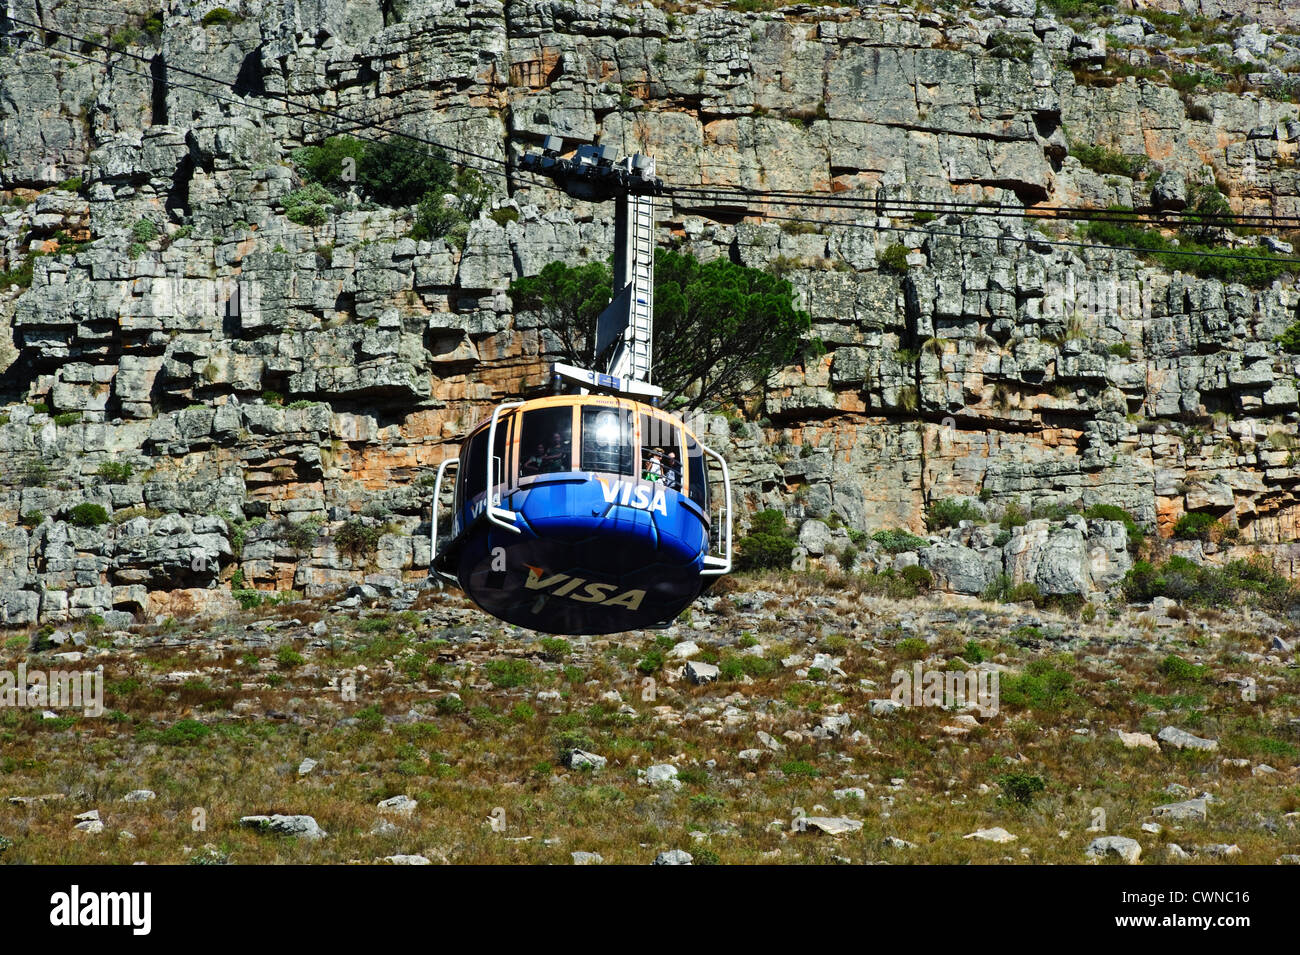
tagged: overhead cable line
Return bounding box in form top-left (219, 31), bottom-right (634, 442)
top-left (698, 207), bottom-right (1300, 268)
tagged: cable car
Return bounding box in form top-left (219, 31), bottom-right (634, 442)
top-left (428, 137), bottom-right (732, 633)
top-left (429, 393), bottom-right (732, 634)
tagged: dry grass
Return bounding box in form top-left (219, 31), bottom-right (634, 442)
top-left (0, 574), bottom-right (1296, 864)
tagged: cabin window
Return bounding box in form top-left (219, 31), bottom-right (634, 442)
top-left (460, 429), bottom-right (489, 511)
top-left (685, 434), bottom-right (708, 511)
top-left (580, 405), bottom-right (634, 475)
top-left (518, 406), bottom-right (573, 476)
top-left (492, 414), bottom-right (512, 488)
top-left (640, 412), bottom-right (682, 490)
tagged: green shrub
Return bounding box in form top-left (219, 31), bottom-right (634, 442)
top-left (201, 8), bottom-right (243, 27)
top-left (897, 636), bottom-right (928, 659)
top-left (737, 509), bottom-right (796, 571)
top-left (483, 659), bottom-right (534, 688)
top-left (987, 32), bottom-right (1037, 63)
top-left (149, 718), bottom-right (212, 745)
top-left (718, 654), bottom-right (780, 680)
top-left (538, 637), bottom-right (571, 660)
top-left (999, 502), bottom-right (1028, 529)
top-left (1173, 511), bottom-right (1217, 541)
top-left (871, 528), bottom-right (927, 553)
top-left (434, 695), bottom-right (464, 715)
top-left (900, 565), bottom-right (932, 590)
top-left (997, 772), bottom-right (1046, 806)
top-left (275, 645), bottom-right (305, 669)
top-left (1039, 0), bottom-right (1107, 18)
top-left (490, 207), bottom-right (520, 227)
top-left (283, 183), bottom-right (334, 226)
top-left (780, 760), bottom-right (820, 778)
top-left (277, 516), bottom-right (325, 552)
top-left (335, 519), bottom-right (384, 559)
top-left (20, 510), bottom-right (43, 528)
top-left (131, 218), bottom-right (158, 243)
top-left (1276, 321), bottom-right (1300, 354)
top-left (1069, 143), bottom-right (1147, 178)
top-left (1007, 581), bottom-right (1042, 605)
top-left (1082, 503), bottom-right (1144, 548)
top-left (357, 136), bottom-right (454, 207)
top-left (0, 253), bottom-right (36, 288)
top-left (108, 27), bottom-right (143, 50)
top-left (925, 498), bottom-right (982, 530)
top-left (1108, 342), bottom-right (1132, 358)
top-left (410, 191), bottom-right (466, 241)
top-left (999, 659), bottom-right (1077, 712)
top-left (52, 412), bottom-right (80, 427)
top-left (67, 502), bottom-right (109, 527)
top-left (291, 136), bottom-right (367, 191)
top-left (1157, 654), bottom-right (1208, 683)
top-left (878, 243), bottom-right (910, 275)
top-left (637, 647), bottom-right (665, 674)
top-left (96, 461), bottom-right (133, 482)
top-left (1083, 211), bottom-right (1289, 288)
top-left (1122, 555), bottom-right (1292, 610)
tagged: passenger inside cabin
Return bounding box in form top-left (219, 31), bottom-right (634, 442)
top-left (642, 447), bottom-right (664, 482)
top-left (662, 451), bottom-right (681, 490)
top-left (543, 431), bottom-right (569, 472)
top-left (522, 442), bottom-right (546, 476)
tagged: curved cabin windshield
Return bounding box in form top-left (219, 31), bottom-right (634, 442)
top-left (580, 405), bottom-right (634, 475)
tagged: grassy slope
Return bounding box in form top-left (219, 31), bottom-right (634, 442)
top-left (0, 573), bottom-right (1297, 865)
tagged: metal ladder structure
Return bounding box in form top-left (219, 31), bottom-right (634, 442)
top-left (615, 191), bottom-right (656, 383)
top-left (519, 138), bottom-right (663, 396)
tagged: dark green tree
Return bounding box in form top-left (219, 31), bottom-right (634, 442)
top-left (357, 135), bottom-right (454, 206)
top-left (508, 248), bottom-right (813, 412)
top-left (290, 136), bottom-right (366, 192)
top-left (509, 260), bottom-right (615, 364)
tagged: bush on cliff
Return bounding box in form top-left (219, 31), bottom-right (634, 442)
top-left (1122, 554), bottom-right (1293, 610)
top-left (925, 497), bottom-right (983, 530)
top-left (1082, 503), bottom-right (1144, 549)
top-left (1083, 209), bottom-right (1289, 288)
top-left (68, 503), bottom-right (109, 527)
top-left (292, 134), bottom-right (488, 242)
top-left (871, 528), bottom-right (928, 553)
top-left (737, 509), bottom-right (797, 571)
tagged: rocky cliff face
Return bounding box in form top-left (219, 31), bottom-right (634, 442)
top-left (3, 0), bottom-right (1300, 624)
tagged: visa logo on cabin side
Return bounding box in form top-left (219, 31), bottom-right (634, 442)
top-left (599, 479), bottom-right (668, 515)
top-left (523, 565), bottom-right (646, 610)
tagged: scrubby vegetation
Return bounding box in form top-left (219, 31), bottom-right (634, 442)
top-left (67, 502), bottom-right (109, 527)
top-left (925, 498), bottom-right (982, 530)
top-left (877, 243), bottom-right (910, 275)
top-left (1122, 554), bottom-right (1295, 611)
top-left (871, 528), bottom-right (928, 553)
top-left (1083, 207), bottom-right (1291, 288)
top-left (291, 134), bottom-right (491, 245)
top-left (738, 509), bottom-right (797, 570)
